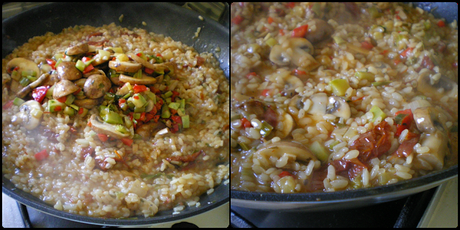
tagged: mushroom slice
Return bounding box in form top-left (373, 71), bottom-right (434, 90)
top-left (84, 74), bottom-right (112, 99)
top-left (279, 113), bottom-right (294, 138)
top-left (56, 61), bottom-right (82, 80)
top-left (128, 52), bottom-right (157, 70)
top-left (288, 37), bottom-right (319, 70)
top-left (11, 100), bottom-right (43, 130)
top-left (413, 130), bottom-right (447, 171)
top-left (253, 141), bottom-right (317, 170)
top-left (53, 80), bottom-right (80, 99)
top-left (73, 98), bottom-right (102, 109)
top-left (16, 73), bottom-right (50, 98)
top-left (89, 115), bottom-right (130, 139)
top-left (413, 107), bottom-right (447, 134)
top-left (119, 74), bottom-right (157, 85)
top-left (269, 44), bottom-right (290, 66)
top-left (308, 93), bottom-right (328, 116)
top-left (416, 69), bottom-right (457, 100)
top-left (109, 61), bottom-right (142, 73)
top-left (326, 96), bottom-right (351, 119)
top-left (65, 42), bottom-right (89, 56)
top-left (6, 58), bottom-right (40, 77)
top-left (135, 121), bottom-right (167, 140)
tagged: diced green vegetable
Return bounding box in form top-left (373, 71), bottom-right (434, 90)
top-left (163, 91), bottom-right (173, 98)
top-left (168, 102), bottom-right (180, 110)
top-left (64, 94), bottom-right (75, 106)
top-left (369, 6), bottom-right (382, 18)
top-left (329, 78), bottom-right (350, 96)
top-left (355, 71), bottom-right (375, 81)
top-left (259, 121), bottom-right (273, 137)
top-left (103, 111), bottom-right (123, 125)
top-left (239, 142), bottom-right (249, 151)
top-left (265, 37), bottom-right (277, 47)
top-left (75, 60), bottom-right (86, 72)
top-left (182, 115), bottom-right (190, 128)
top-left (77, 107), bottom-right (88, 117)
top-left (63, 106), bottom-right (76, 116)
top-left (21, 69), bottom-right (37, 78)
top-left (115, 125), bottom-right (129, 134)
top-left (309, 141), bottom-right (329, 163)
top-left (13, 97), bottom-right (25, 106)
top-left (19, 77), bottom-right (30, 86)
top-left (369, 105), bottom-right (386, 122)
top-left (132, 93), bottom-right (146, 108)
top-left (161, 105), bottom-right (170, 118)
top-left (26, 75), bottom-right (37, 82)
top-left (312, 2), bottom-right (321, 16)
top-left (133, 69), bottom-right (142, 78)
top-left (48, 99), bottom-right (66, 113)
top-left (333, 36), bottom-right (346, 45)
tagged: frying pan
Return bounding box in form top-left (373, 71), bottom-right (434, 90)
top-left (231, 2), bottom-right (458, 211)
top-left (2, 2), bottom-right (229, 226)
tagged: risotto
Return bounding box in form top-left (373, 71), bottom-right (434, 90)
top-left (231, 3), bottom-right (458, 193)
top-left (2, 23), bottom-right (229, 218)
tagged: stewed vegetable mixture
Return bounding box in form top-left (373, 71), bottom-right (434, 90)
top-left (231, 2), bottom-right (457, 193)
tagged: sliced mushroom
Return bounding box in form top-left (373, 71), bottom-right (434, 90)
top-left (11, 100), bottom-right (43, 130)
top-left (53, 80), bottom-right (80, 99)
top-left (326, 96), bottom-right (351, 119)
top-left (253, 141), bottom-right (317, 170)
top-left (16, 73), bottom-right (50, 98)
top-left (128, 52), bottom-right (157, 70)
top-left (269, 44), bottom-right (290, 66)
top-left (416, 69), bottom-right (457, 100)
top-left (305, 19), bottom-right (334, 44)
top-left (73, 98), bottom-right (102, 109)
top-left (119, 74), bottom-right (157, 85)
top-left (269, 37), bottom-right (318, 70)
top-left (308, 93), bottom-right (328, 116)
top-left (89, 115), bottom-right (130, 139)
top-left (413, 130), bottom-right (448, 171)
top-left (135, 121), bottom-right (166, 140)
top-left (279, 113), bottom-right (294, 139)
top-left (84, 74), bottom-right (112, 99)
top-left (56, 61), bottom-right (82, 80)
top-left (6, 58), bottom-right (40, 77)
top-left (108, 61), bottom-right (142, 73)
top-left (413, 107), bottom-right (447, 133)
top-left (65, 42), bottom-right (89, 56)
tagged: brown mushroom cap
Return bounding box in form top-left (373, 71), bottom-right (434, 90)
top-left (53, 80), bottom-right (80, 99)
top-left (65, 42), bottom-right (89, 56)
top-left (83, 74), bottom-right (112, 99)
top-left (56, 61), bottom-right (82, 81)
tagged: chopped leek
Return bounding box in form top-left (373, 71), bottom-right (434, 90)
top-left (309, 141), bottom-right (329, 163)
top-left (369, 105), bottom-right (386, 122)
top-left (329, 78), bottom-right (350, 97)
top-left (13, 97), bottom-right (25, 106)
top-left (75, 60), bottom-right (86, 72)
top-left (259, 121), bottom-right (273, 137)
top-left (182, 115), bottom-right (190, 128)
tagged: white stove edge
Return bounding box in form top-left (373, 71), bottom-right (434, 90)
top-left (418, 176), bottom-right (458, 228)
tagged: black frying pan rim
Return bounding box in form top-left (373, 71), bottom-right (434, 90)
top-left (2, 2), bottom-right (229, 226)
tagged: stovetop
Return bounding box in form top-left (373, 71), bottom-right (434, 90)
top-left (230, 177), bottom-right (457, 228)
